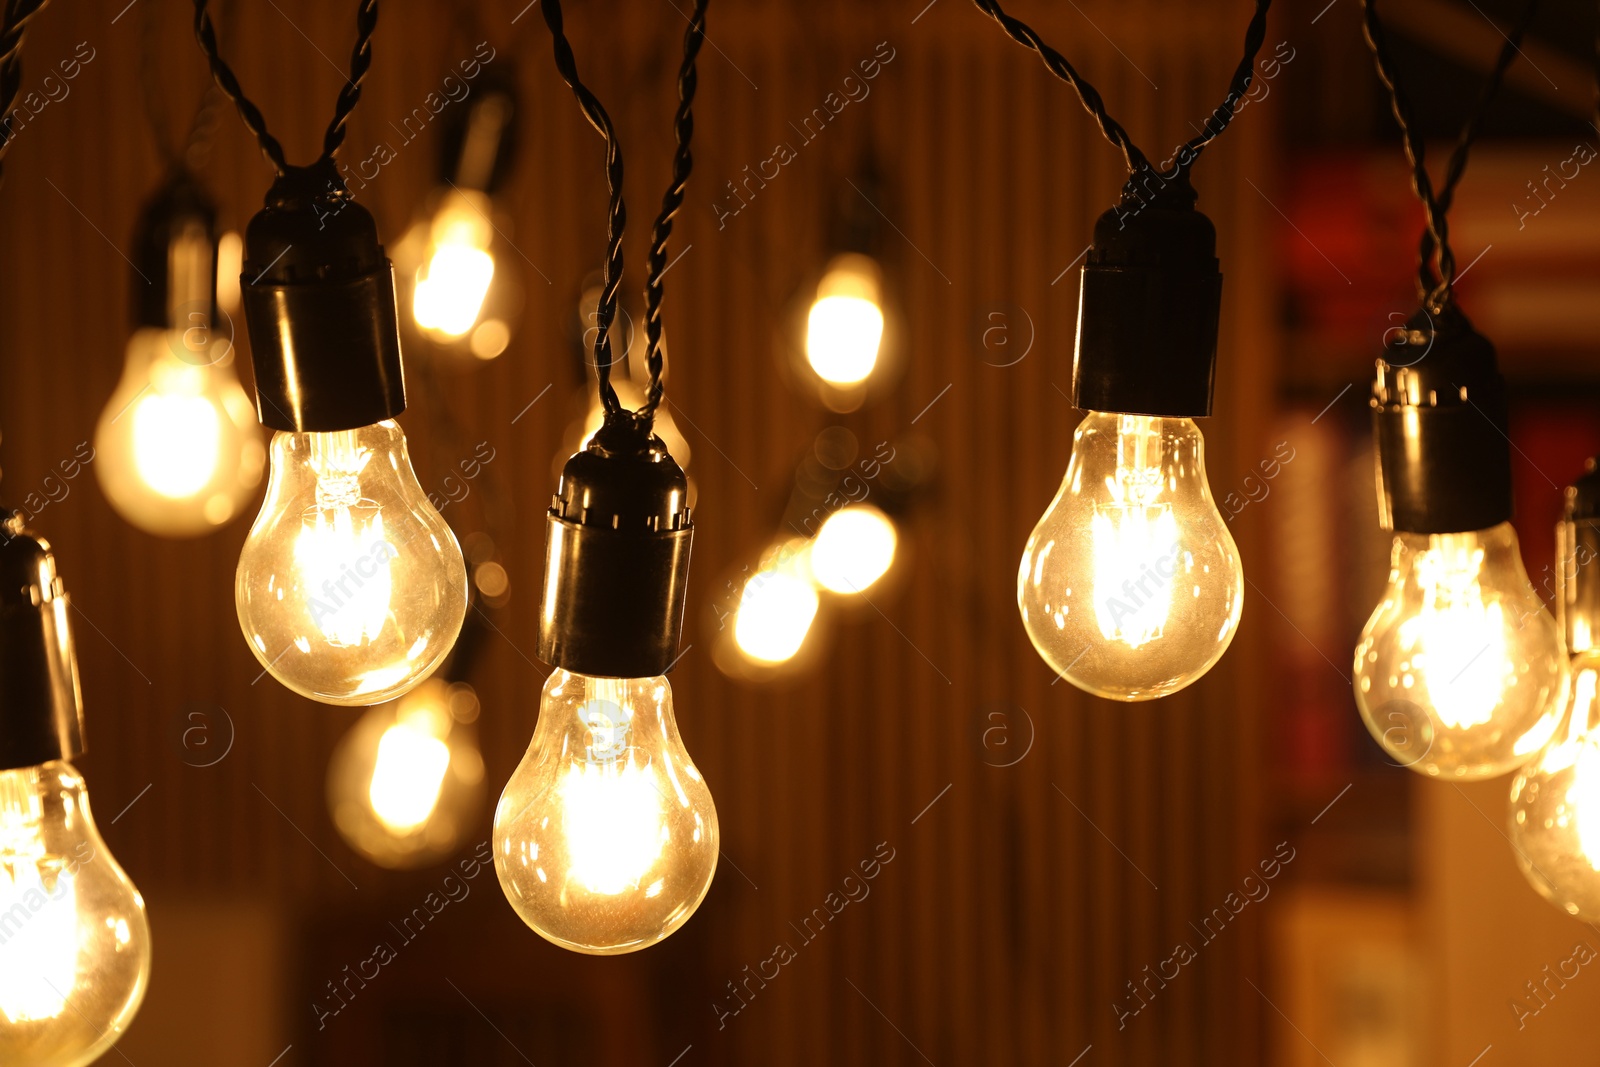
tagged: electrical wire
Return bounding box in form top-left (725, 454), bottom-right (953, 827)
top-left (0, 0), bottom-right (54, 190)
top-left (970, 0), bottom-right (1272, 191)
top-left (539, 0), bottom-right (628, 421)
top-left (639, 0), bottom-right (709, 421)
top-left (1360, 0), bottom-right (1537, 309)
top-left (191, 0), bottom-right (380, 174)
top-left (540, 0), bottom-right (709, 437)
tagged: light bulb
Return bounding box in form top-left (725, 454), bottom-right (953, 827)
top-left (94, 328), bottom-right (264, 536)
top-left (0, 761), bottom-right (150, 1066)
top-left (1510, 659), bottom-right (1600, 920)
top-left (236, 421), bottom-right (468, 706)
top-left (327, 678), bottom-right (485, 868)
top-left (805, 253), bottom-right (885, 387)
top-left (1354, 522), bottom-right (1563, 778)
top-left (810, 505), bottom-right (897, 595)
top-left (412, 190), bottom-right (497, 342)
top-left (1017, 411), bottom-right (1242, 700)
top-left (732, 540), bottom-right (819, 665)
top-left (493, 670), bottom-right (717, 955)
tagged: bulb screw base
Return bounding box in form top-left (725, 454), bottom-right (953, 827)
top-left (1561, 459), bottom-right (1600, 652)
top-left (537, 419), bottom-right (694, 678)
top-left (131, 168), bottom-right (219, 333)
top-left (1371, 305), bottom-right (1512, 535)
top-left (0, 511), bottom-right (85, 772)
top-left (240, 160), bottom-right (406, 433)
top-left (1072, 174), bottom-right (1222, 418)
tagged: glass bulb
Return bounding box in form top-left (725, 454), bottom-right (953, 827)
top-left (1354, 522), bottom-right (1563, 778)
top-left (805, 254), bottom-right (885, 387)
top-left (493, 670), bottom-right (718, 955)
top-left (1017, 411), bottom-right (1243, 700)
top-left (1509, 659), bottom-right (1600, 920)
top-left (327, 678), bottom-right (485, 869)
top-left (93, 328), bottom-right (265, 537)
top-left (0, 761), bottom-right (150, 1067)
top-left (236, 420), bottom-right (468, 706)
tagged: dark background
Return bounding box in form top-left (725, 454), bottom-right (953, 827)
top-left (1, 0), bottom-right (1598, 1063)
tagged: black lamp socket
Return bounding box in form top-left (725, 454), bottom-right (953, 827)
top-left (240, 160), bottom-right (406, 433)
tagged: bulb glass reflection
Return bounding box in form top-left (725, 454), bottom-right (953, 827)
top-left (805, 254), bottom-right (885, 387)
top-left (0, 762), bottom-right (150, 1067)
top-left (1354, 522), bottom-right (1563, 778)
top-left (1510, 659), bottom-right (1600, 920)
top-left (1018, 411), bottom-right (1242, 700)
top-left (493, 670), bottom-right (717, 954)
top-left (328, 679), bottom-right (485, 868)
top-left (236, 421), bottom-right (468, 706)
top-left (94, 328), bottom-right (264, 536)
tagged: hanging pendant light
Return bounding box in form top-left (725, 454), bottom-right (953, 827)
top-left (1511, 460), bottom-right (1600, 920)
top-left (0, 512), bottom-right (152, 1066)
top-left (94, 171), bottom-right (264, 537)
top-left (193, 0), bottom-right (468, 706)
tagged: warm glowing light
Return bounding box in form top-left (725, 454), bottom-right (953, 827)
top-left (494, 672), bottom-right (717, 954)
top-left (1354, 521), bottom-right (1563, 778)
top-left (1511, 664), bottom-right (1600, 920)
top-left (0, 860), bottom-right (77, 1023)
top-left (733, 543), bottom-right (819, 663)
top-left (811, 506), bottom-right (897, 595)
top-left (131, 387), bottom-right (222, 500)
top-left (412, 192), bottom-right (496, 339)
top-left (805, 255), bottom-right (885, 386)
top-left (560, 745), bottom-right (665, 895)
top-left (1019, 412), bottom-right (1242, 700)
top-left (294, 433), bottom-right (394, 648)
top-left (0, 763), bottom-right (150, 1065)
top-left (327, 680), bottom-right (486, 868)
top-left (95, 329), bottom-right (264, 537)
top-left (1084, 420), bottom-right (1183, 648)
top-left (1392, 538), bottom-right (1508, 730)
top-left (368, 720), bottom-right (452, 834)
top-left (236, 421), bottom-right (468, 706)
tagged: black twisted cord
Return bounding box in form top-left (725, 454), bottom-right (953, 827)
top-left (969, 0), bottom-right (1149, 175)
top-left (540, 0), bottom-right (629, 421)
top-left (638, 0), bottom-right (708, 423)
top-left (1361, 0), bottom-right (1536, 308)
top-left (192, 0), bottom-right (379, 174)
top-left (971, 0), bottom-right (1273, 189)
top-left (1170, 0), bottom-right (1271, 176)
top-left (0, 0), bottom-right (54, 190)
top-left (1413, 0), bottom-right (1537, 300)
top-left (319, 0), bottom-right (378, 163)
top-left (192, 0), bottom-right (288, 173)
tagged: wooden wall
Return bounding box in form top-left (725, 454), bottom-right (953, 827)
top-left (0, 0), bottom-right (1278, 1063)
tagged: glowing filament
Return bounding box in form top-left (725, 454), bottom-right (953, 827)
top-left (1396, 537), bottom-right (1509, 730)
top-left (1091, 416), bottom-right (1179, 648)
top-left (559, 697), bottom-right (665, 894)
top-left (296, 433), bottom-right (394, 647)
